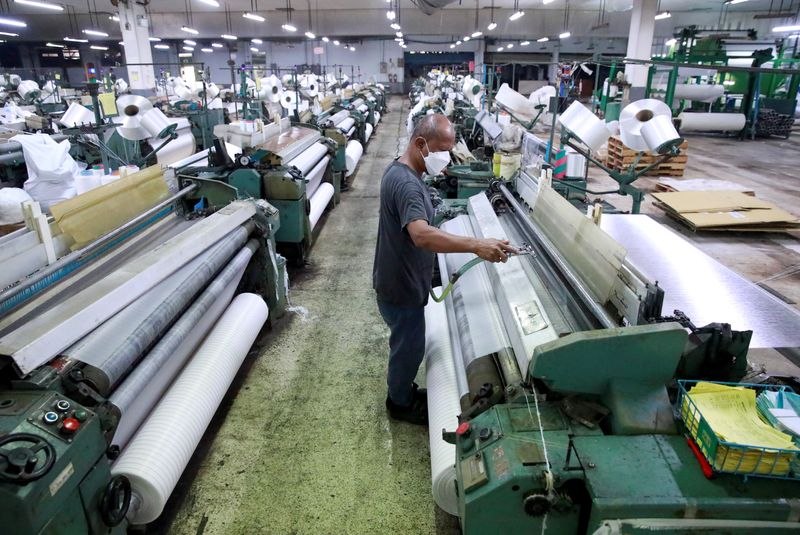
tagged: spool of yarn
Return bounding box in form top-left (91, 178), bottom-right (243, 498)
top-left (639, 114), bottom-right (682, 154)
top-left (260, 75), bottom-right (283, 103)
top-left (495, 83), bottom-right (538, 123)
top-left (140, 108), bottom-right (174, 138)
top-left (114, 78), bottom-right (129, 94)
top-left (529, 85), bottom-right (556, 107)
top-left (280, 91), bottom-right (299, 110)
top-left (16, 80), bottom-right (40, 101)
top-left (558, 101), bottom-right (610, 151)
top-left (115, 94), bottom-right (154, 140)
top-left (60, 102), bottom-right (95, 128)
top-left (619, 99), bottom-right (672, 152)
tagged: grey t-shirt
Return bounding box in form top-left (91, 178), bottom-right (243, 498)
top-left (373, 160), bottom-right (435, 307)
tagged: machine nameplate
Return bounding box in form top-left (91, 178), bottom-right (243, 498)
top-left (461, 452), bottom-right (489, 492)
top-left (517, 442), bottom-right (546, 466)
top-left (515, 302), bottom-right (548, 335)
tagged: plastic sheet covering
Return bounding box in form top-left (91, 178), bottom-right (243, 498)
top-left (286, 142), bottom-right (328, 176)
top-left (112, 293), bottom-right (268, 524)
top-left (345, 140), bottom-right (363, 177)
top-left (365, 123), bottom-right (374, 142)
top-left (110, 241), bottom-right (255, 448)
top-left (424, 293), bottom-right (461, 516)
top-left (309, 182), bottom-right (334, 231)
top-left (64, 225), bottom-right (249, 394)
top-left (532, 185), bottom-right (626, 304)
top-left (305, 155), bottom-right (330, 198)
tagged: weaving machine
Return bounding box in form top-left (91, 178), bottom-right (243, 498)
top-left (0, 171), bottom-right (287, 534)
top-left (426, 148), bottom-right (800, 532)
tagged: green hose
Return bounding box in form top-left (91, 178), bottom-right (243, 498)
top-left (429, 256), bottom-right (487, 303)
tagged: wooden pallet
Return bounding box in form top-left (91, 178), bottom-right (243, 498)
top-left (605, 136), bottom-right (688, 177)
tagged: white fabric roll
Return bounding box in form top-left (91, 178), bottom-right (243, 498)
top-left (424, 291), bottom-right (461, 516)
top-left (338, 117), bottom-right (356, 133)
top-left (529, 85), bottom-right (556, 107)
top-left (345, 140), bottom-right (363, 177)
top-left (112, 293), bottom-right (268, 525)
top-left (374, 111), bottom-right (381, 124)
top-left (305, 155), bottom-right (330, 197)
top-left (558, 101), bottom-right (610, 152)
top-left (155, 131), bottom-right (196, 166)
top-left (365, 123), bottom-right (374, 142)
top-left (678, 112), bottom-right (746, 132)
top-left (17, 80), bottom-right (39, 100)
top-left (495, 83), bottom-right (538, 122)
top-left (357, 104), bottom-right (368, 113)
top-left (60, 102), bottom-right (95, 127)
top-left (346, 127), bottom-right (355, 139)
top-left (606, 120), bottom-right (621, 136)
top-left (309, 182), bottom-right (334, 231)
top-left (286, 142), bottom-right (328, 176)
top-left (672, 84), bottom-right (724, 103)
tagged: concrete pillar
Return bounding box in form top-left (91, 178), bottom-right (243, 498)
top-left (117, 2), bottom-right (156, 92)
top-left (624, 0), bottom-right (658, 93)
top-left (549, 48), bottom-right (559, 84)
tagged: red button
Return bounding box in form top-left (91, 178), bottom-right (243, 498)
top-left (456, 422), bottom-right (471, 436)
top-left (62, 418), bottom-right (80, 434)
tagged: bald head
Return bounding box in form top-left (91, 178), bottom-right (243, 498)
top-left (412, 113), bottom-right (455, 145)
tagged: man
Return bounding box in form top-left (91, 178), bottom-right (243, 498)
top-left (373, 113), bottom-right (516, 425)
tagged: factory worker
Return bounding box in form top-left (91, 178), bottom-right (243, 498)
top-left (373, 113), bottom-right (516, 425)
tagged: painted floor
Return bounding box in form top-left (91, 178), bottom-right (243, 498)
top-left (156, 96), bottom-right (459, 534)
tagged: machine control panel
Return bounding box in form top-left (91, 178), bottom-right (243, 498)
top-left (28, 393), bottom-right (93, 442)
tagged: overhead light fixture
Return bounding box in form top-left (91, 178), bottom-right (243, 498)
top-left (46, 42), bottom-right (65, 48)
top-left (15, 0), bottom-right (62, 11)
top-left (252, 38), bottom-right (263, 44)
top-left (305, 31), bottom-right (316, 39)
top-left (282, 23), bottom-right (297, 32)
top-left (543, 0), bottom-right (554, 4)
top-left (724, 0), bottom-right (748, 3)
top-left (487, 21), bottom-right (497, 31)
top-left (184, 39), bottom-right (197, 45)
top-left (0, 17), bottom-right (27, 28)
top-left (498, 46), bottom-right (504, 51)
top-left (471, 31), bottom-right (482, 38)
top-left (211, 42), bottom-right (223, 47)
top-left (64, 37), bottom-right (88, 42)
top-left (154, 44), bottom-right (170, 49)
top-left (394, 37), bottom-right (402, 42)
top-left (250, 46), bottom-right (259, 52)
top-left (456, 40), bottom-right (462, 45)
top-left (109, 14), bottom-right (120, 22)
top-left (90, 45), bottom-right (109, 50)
top-left (0, 32), bottom-right (18, 37)
top-left (183, 46), bottom-right (194, 51)
top-left (386, 10), bottom-right (396, 20)
top-left (654, 11), bottom-right (671, 20)
top-left (450, 44), bottom-right (455, 48)
top-left (243, 12), bottom-right (265, 22)
top-left (322, 36), bottom-right (329, 42)
top-left (201, 47), bottom-right (213, 52)
top-left (506, 43), bottom-right (514, 48)
top-left (221, 34), bottom-right (237, 40)
top-left (390, 23), bottom-right (401, 30)
top-left (538, 36), bottom-right (549, 42)
top-left (509, 10), bottom-right (524, 21)
top-left (463, 36), bottom-right (471, 41)
top-left (181, 26), bottom-right (199, 35)
top-left (198, 0), bottom-right (220, 5)
top-left (83, 29), bottom-right (109, 37)
top-left (348, 45), bottom-right (355, 51)
top-left (178, 52), bottom-right (192, 57)
top-left (723, 80), bottom-right (735, 85)
top-left (558, 32), bottom-right (570, 39)
top-left (773, 24), bottom-right (800, 32)
top-left (520, 40), bottom-right (530, 45)
top-left (396, 31), bottom-right (403, 37)
top-left (119, 41), bottom-right (125, 45)
top-left (333, 40), bottom-right (340, 45)
top-left (400, 43), bottom-right (407, 48)
top-left (665, 38), bottom-right (677, 46)
top-left (148, 37), bottom-right (161, 42)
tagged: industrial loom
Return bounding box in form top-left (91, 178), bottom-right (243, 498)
top-left (425, 141), bottom-right (800, 533)
top-left (0, 179), bottom-right (288, 533)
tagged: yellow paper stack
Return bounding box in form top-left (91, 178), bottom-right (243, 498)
top-left (682, 382), bottom-right (799, 476)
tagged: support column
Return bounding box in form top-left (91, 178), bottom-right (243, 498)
top-left (549, 48), bottom-right (559, 84)
top-left (624, 0), bottom-right (657, 98)
top-left (118, 2), bottom-right (156, 93)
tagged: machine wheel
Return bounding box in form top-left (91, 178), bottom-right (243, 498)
top-left (100, 474), bottom-right (132, 527)
top-left (0, 433), bottom-right (56, 483)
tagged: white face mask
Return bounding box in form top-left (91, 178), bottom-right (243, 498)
top-left (419, 139), bottom-right (450, 176)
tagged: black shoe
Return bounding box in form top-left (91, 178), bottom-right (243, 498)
top-left (386, 393), bottom-right (428, 425)
top-left (412, 382), bottom-right (427, 402)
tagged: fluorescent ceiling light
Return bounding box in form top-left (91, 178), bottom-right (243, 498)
top-left (400, 43), bottom-right (407, 48)
top-left (250, 47), bottom-right (259, 52)
top-left (322, 36), bottom-right (329, 42)
top-left (724, 0), bottom-right (748, 3)
top-left (723, 80), bottom-right (735, 85)
top-left (538, 36), bottom-right (549, 42)
top-left (498, 46), bottom-right (504, 51)
top-left (654, 11), bottom-right (671, 20)
top-left (0, 32), bottom-right (18, 37)
top-left (456, 40), bottom-right (462, 45)
top-left (349, 45), bottom-right (355, 51)
top-left (184, 39), bottom-right (196, 45)
top-left (471, 31), bottom-right (482, 38)
top-left (83, 29), bottom-right (109, 37)
top-left (386, 10), bottom-right (396, 20)
top-left (64, 36), bottom-right (88, 42)
top-left (251, 38), bottom-right (263, 44)
top-left (119, 41), bottom-right (124, 45)
top-left (450, 44), bottom-right (455, 48)
top-left (394, 37), bottom-right (402, 42)
top-left (178, 52), bottom-right (192, 57)
top-left (183, 46), bottom-right (194, 51)
top-left (201, 47), bottom-right (213, 52)
top-left (15, 0), bottom-right (62, 11)
top-left (154, 44), bottom-right (170, 49)
top-left (509, 10), bottom-right (524, 21)
top-left (148, 37), bottom-right (161, 42)
top-left (305, 31), bottom-right (316, 39)
top-left (463, 36), bottom-right (470, 41)
top-left (333, 40), bottom-right (340, 45)
top-left (410, 50), bottom-right (415, 54)
top-left (558, 32), bottom-right (570, 39)
top-left (773, 24), bottom-right (800, 32)
top-left (211, 42), bottom-right (223, 47)
top-left (396, 31), bottom-right (403, 37)
top-left (520, 40), bottom-right (530, 45)
top-left (181, 26), bottom-right (199, 34)
top-left (390, 23), bottom-right (401, 30)
top-left (109, 15), bottom-right (120, 22)
top-left (506, 43), bottom-right (514, 48)
top-left (198, 0), bottom-right (220, 5)
top-left (487, 21), bottom-right (497, 31)
top-left (221, 34), bottom-right (237, 40)
top-left (46, 42), bottom-right (64, 48)
top-left (665, 38), bottom-right (677, 46)
top-left (0, 17), bottom-right (27, 28)
top-left (282, 23), bottom-right (297, 32)
top-left (243, 13), bottom-right (265, 22)
top-left (543, 0), bottom-right (554, 4)
top-left (90, 45), bottom-right (108, 50)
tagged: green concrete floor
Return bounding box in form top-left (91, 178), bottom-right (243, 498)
top-left (155, 96), bottom-right (459, 535)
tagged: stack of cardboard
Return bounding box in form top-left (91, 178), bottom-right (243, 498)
top-left (655, 178), bottom-right (755, 196)
top-left (652, 190), bottom-right (800, 232)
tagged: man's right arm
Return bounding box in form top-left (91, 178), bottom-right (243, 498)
top-left (406, 220), bottom-right (516, 263)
